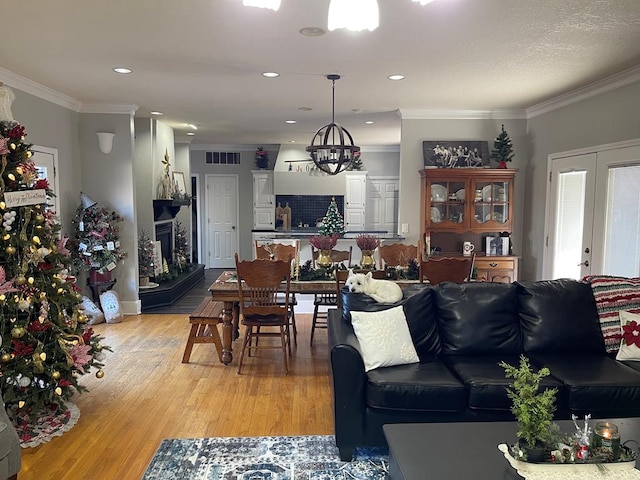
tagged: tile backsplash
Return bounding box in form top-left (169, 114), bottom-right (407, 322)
top-left (276, 195), bottom-right (344, 228)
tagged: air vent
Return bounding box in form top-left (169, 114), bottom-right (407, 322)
top-left (205, 151), bottom-right (241, 165)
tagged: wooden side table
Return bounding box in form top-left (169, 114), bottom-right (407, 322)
top-left (87, 278), bottom-right (117, 303)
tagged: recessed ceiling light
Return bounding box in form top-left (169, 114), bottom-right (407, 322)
top-left (365, 121), bottom-right (375, 124)
top-left (298, 106), bottom-right (313, 111)
top-left (289, 140), bottom-right (296, 143)
top-left (113, 67), bottom-right (132, 74)
top-left (388, 74), bottom-right (405, 81)
top-left (150, 111), bottom-right (163, 116)
top-left (285, 120), bottom-right (297, 124)
top-left (187, 132), bottom-right (195, 136)
top-left (262, 72), bottom-right (280, 78)
top-left (187, 124), bottom-right (198, 130)
top-left (299, 26), bottom-right (326, 37)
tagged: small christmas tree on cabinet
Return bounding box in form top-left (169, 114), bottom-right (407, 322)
top-left (490, 124), bottom-right (515, 169)
top-left (347, 151), bottom-right (363, 171)
top-left (0, 112), bottom-right (109, 420)
top-left (318, 197), bottom-right (345, 236)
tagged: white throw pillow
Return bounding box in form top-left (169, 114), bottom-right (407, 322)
top-left (616, 311), bottom-right (640, 361)
top-left (350, 306), bottom-right (420, 372)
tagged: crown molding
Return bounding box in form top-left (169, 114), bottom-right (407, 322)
top-left (190, 144), bottom-right (267, 152)
top-left (397, 109), bottom-right (527, 120)
top-left (526, 64), bottom-right (640, 119)
top-left (79, 103), bottom-right (139, 115)
top-left (0, 67), bottom-right (82, 112)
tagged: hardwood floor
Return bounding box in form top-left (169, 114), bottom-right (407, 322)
top-left (19, 309), bottom-right (334, 480)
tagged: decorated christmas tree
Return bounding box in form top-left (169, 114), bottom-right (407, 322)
top-left (490, 124), bottom-right (515, 168)
top-left (138, 229), bottom-right (155, 278)
top-left (174, 220), bottom-right (189, 268)
top-left (0, 88), bottom-right (109, 419)
top-left (70, 199), bottom-right (126, 275)
top-left (318, 197), bottom-right (345, 236)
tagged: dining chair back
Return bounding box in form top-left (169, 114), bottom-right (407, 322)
top-left (254, 239), bottom-right (299, 342)
top-left (309, 246), bottom-right (353, 345)
top-left (419, 254), bottom-right (475, 285)
top-left (234, 253), bottom-right (292, 374)
top-left (335, 269), bottom-right (387, 310)
top-left (378, 243), bottom-right (419, 269)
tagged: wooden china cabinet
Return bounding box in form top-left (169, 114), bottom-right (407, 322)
top-left (419, 168), bottom-right (519, 282)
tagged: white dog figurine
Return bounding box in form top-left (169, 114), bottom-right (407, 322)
top-left (344, 270), bottom-right (403, 304)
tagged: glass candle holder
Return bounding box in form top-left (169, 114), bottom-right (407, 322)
top-left (591, 421), bottom-right (621, 460)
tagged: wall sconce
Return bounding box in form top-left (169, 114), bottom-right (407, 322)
top-left (96, 132), bottom-right (115, 154)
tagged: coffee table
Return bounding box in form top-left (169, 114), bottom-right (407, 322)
top-left (384, 419), bottom-right (640, 480)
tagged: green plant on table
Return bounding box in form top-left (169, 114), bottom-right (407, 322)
top-left (499, 355), bottom-right (558, 450)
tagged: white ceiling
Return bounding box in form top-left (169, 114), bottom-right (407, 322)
top-left (1, 0), bottom-right (640, 146)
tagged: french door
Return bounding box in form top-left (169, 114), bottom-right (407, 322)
top-left (545, 141), bottom-right (640, 279)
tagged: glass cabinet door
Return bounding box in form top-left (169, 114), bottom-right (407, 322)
top-left (428, 179), bottom-right (466, 229)
top-left (472, 180), bottom-right (510, 228)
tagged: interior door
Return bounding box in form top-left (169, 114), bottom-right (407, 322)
top-left (368, 177), bottom-right (399, 234)
top-left (205, 174), bottom-right (238, 268)
top-left (546, 153), bottom-right (596, 279)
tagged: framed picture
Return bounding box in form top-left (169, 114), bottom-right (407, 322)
top-left (423, 141), bottom-right (490, 168)
top-left (172, 171), bottom-right (186, 195)
top-left (485, 237), bottom-right (510, 256)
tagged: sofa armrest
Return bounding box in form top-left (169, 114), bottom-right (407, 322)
top-left (327, 309), bottom-right (367, 460)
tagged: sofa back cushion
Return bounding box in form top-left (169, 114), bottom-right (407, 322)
top-left (435, 282), bottom-right (521, 355)
top-left (517, 279), bottom-right (605, 353)
top-left (342, 285), bottom-right (441, 357)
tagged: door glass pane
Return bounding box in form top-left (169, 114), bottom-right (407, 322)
top-left (603, 165), bottom-right (640, 276)
top-left (553, 171), bottom-right (586, 279)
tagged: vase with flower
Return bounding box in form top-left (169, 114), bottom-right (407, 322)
top-left (356, 234), bottom-right (379, 269)
top-left (309, 234), bottom-right (338, 268)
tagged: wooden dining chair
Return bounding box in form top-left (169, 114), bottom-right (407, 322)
top-left (335, 269), bottom-right (387, 310)
top-left (378, 243), bottom-right (419, 269)
top-left (419, 254), bottom-right (475, 285)
top-left (234, 253), bottom-right (292, 374)
top-left (310, 247), bottom-right (353, 346)
top-left (254, 240), bottom-right (299, 343)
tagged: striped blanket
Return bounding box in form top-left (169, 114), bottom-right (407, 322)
top-left (583, 275), bottom-right (640, 353)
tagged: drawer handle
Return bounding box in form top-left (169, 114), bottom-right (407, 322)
top-left (489, 263), bottom-right (498, 267)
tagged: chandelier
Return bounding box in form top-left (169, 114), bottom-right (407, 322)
top-left (306, 74), bottom-right (360, 176)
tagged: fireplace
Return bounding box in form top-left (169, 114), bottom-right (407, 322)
top-left (155, 220), bottom-right (174, 265)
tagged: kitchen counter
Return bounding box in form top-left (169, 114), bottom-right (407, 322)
top-left (252, 229), bottom-right (404, 240)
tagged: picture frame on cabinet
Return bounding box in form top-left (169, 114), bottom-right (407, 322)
top-left (173, 171), bottom-right (186, 195)
top-left (486, 236), bottom-right (510, 256)
top-left (423, 141), bottom-right (490, 168)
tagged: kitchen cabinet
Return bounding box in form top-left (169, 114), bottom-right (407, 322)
top-left (345, 171), bottom-right (366, 231)
top-left (252, 171), bottom-right (274, 229)
top-left (420, 168), bottom-right (519, 281)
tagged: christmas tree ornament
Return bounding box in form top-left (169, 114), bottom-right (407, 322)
top-left (95, 370), bottom-right (104, 379)
top-left (1, 353), bottom-right (11, 362)
top-left (54, 387), bottom-right (62, 395)
top-left (51, 371), bottom-right (60, 380)
top-left (11, 326), bottom-right (26, 338)
top-left (5, 246), bottom-right (15, 255)
top-left (15, 275), bottom-right (25, 285)
top-left (18, 376), bottom-right (30, 387)
top-left (18, 401), bottom-right (24, 409)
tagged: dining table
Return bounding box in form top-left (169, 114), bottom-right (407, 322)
top-left (208, 270), bottom-right (421, 365)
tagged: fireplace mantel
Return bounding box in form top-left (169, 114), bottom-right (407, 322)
top-left (153, 199), bottom-right (191, 221)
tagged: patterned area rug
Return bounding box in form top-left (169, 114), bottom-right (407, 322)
top-left (143, 434), bottom-right (389, 479)
top-left (11, 402), bottom-right (80, 448)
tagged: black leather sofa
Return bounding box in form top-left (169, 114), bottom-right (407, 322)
top-left (328, 279), bottom-right (640, 461)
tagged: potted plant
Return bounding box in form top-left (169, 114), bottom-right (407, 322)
top-left (355, 234), bottom-right (379, 269)
top-left (309, 234), bottom-right (338, 268)
top-left (490, 124), bottom-right (515, 169)
top-left (138, 229), bottom-right (155, 286)
top-left (499, 355), bottom-right (558, 462)
top-left (255, 147), bottom-right (269, 169)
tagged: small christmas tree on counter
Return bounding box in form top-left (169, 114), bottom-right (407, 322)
top-left (0, 97), bottom-right (109, 420)
top-left (318, 197), bottom-right (345, 236)
top-left (491, 124), bottom-right (515, 169)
